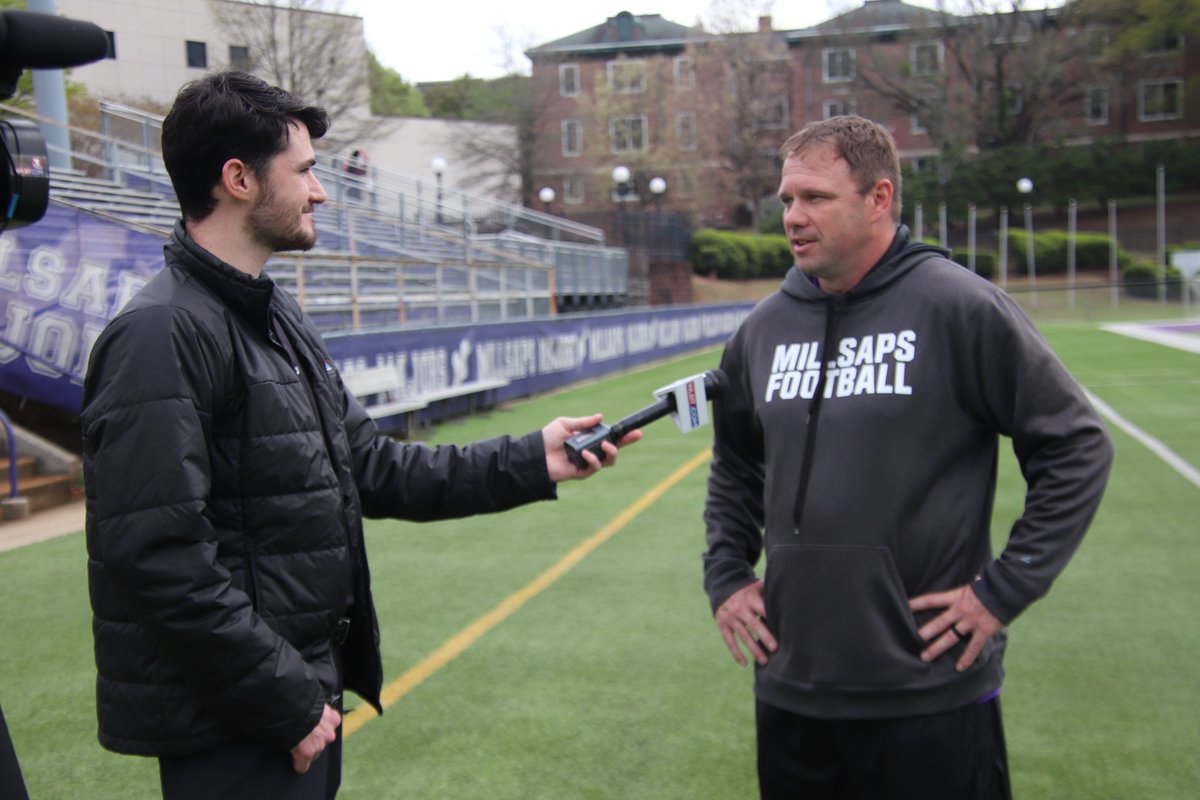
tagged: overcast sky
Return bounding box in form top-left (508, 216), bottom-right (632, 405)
top-left (340, 0), bottom-right (941, 85)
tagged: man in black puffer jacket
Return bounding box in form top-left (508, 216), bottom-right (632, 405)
top-left (82, 71), bottom-right (637, 800)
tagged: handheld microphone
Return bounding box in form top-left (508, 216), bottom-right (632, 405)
top-left (0, 10), bottom-right (111, 69)
top-left (564, 369), bottom-right (726, 469)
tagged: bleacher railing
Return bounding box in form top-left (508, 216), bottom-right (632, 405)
top-left (2, 101), bottom-right (629, 325)
top-left (94, 101), bottom-right (627, 301)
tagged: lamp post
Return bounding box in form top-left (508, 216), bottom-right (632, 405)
top-left (611, 165), bottom-right (630, 245)
top-left (1017, 177), bottom-right (1036, 308)
top-left (431, 155), bottom-right (447, 225)
top-left (612, 164), bottom-right (631, 197)
top-left (539, 186), bottom-right (557, 240)
top-left (538, 186), bottom-right (556, 214)
top-left (648, 176), bottom-right (666, 257)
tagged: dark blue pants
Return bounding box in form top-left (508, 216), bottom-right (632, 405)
top-left (0, 703), bottom-right (30, 800)
top-left (756, 698), bottom-right (1012, 800)
top-left (158, 727), bottom-right (342, 800)
top-left (160, 644), bottom-right (344, 800)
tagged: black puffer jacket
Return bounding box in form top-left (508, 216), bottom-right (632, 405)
top-left (82, 223), bottom-right (556, 756)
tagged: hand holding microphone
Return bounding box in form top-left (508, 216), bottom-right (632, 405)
top-left (564, 369), bottom-right (726, 469)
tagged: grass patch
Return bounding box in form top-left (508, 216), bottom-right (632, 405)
top-left (1, 332), bottom-right (1197, 798)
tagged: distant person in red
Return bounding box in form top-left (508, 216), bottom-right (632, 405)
top-left (344, 148), bottom-right (367, 201)
top-left (81, 70), bottom-right (637, 800)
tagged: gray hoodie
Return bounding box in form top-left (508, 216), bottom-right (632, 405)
top-left (703, 227), bottom-right (1112, 719)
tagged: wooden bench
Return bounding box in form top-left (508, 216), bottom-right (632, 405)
top-left (341, 366), bottom-right (428, 435)
top-left (341, 367), bottom-right (511, 434)
top-left (413, 377), bottom-right (511, 415)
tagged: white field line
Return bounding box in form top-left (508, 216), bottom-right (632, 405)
top-left (1100, 322), bottom-right (1200, 354)
top-left (1086, 390), bottom-right (1200, 490)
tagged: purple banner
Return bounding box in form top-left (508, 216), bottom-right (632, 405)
top-left (322, 304), bottom-right (752, 414)
top-left (2, 204), bottom-right (754, 415)
top-left (0, 205), bottom-right (166, 409)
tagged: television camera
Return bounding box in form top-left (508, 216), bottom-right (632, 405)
top-left (0, 9), bottom-right (109, 228)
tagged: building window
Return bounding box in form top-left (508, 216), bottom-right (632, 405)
top-left (186, 40), bottom-right (207, 69)
top-left (823, 48), bottom-right (855, 83)
top-left (1139, 80), bottom-right (1182, 121)
top-left (564, 176), bottom-right (585, 204)
top-left (1145, 33), bottom-right (1183, 55)
top-left (911, 112), bottom-right (927, 136)
top-left (677, 113), bottom-right (697, 150)
top-left (609, 115), bottom-right (646, 153)
top-left (1005, 82), bottom-right (1024, 115)
top-left (229, 45), bottom-right (251, 70)
top-left (104, 30), bottom-right (117, 59)
top-left (675, 171), bottom-right (695, 197)
top-left (912, 42), bottom-right (942, 76)
top-left (607, 60), bottom-right (646, 93)
top-left (1084, 27), bottom-right (1110, 60)
top-left (561, 118), bottom-right (582, 157)
top-left (823, 98), bottom-right (858, 119)
top-left (559, 63), bottom-right (580, 97)
top-left (1085, 86), bottom-right (1109, 125)
top-left (754, 97), bottom-right (788, 130)
top-left (674, 56), bottom-right (695, 90)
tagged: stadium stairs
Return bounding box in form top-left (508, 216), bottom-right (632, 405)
top-left (0, 414), bottom-right (80, 523)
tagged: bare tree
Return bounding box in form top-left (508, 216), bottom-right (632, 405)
top-left (442, 74), bottom-right (531, 205)
top-left (809, 0), bottom-right (1097, 204)
top-left (573, 55), bottom-right (677, 198)
top-left (1063, 0), bottom-right (1200, 135)
top-left (208, 0), bottom-right (386, 147)
top-left (847, 1), bottom-right (1096, 152)
top-left (430, 25), bottom-right (550, 207)
top-left (685, 8), bottom-right (793, 227)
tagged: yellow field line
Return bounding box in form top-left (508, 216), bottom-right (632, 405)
top-left (343, 446), bottom-right (714, 738)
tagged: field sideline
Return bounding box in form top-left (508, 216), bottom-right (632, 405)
top-left (0, 322), bottom-right (1197, 798)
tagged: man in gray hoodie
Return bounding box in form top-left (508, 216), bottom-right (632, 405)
top-left (702, 116), bottom-right (1112, 799)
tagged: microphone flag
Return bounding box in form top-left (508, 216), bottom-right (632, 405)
top-left (653, 373), bottom-right (709, 433)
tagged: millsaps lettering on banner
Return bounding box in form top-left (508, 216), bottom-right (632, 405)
top-left (0, 238), bottom-right (153, 382)
top-left (475, 337), bottom-right (537, 381)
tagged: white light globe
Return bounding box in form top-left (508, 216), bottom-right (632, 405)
top-left (612, 165), bottom-right (631, 184)
top-left (649, 177), bottom-right (667, 195)
top-left (1016, 178), bottom-right (1033, 194)
top-left (538, 186), bottom-right (556, 204)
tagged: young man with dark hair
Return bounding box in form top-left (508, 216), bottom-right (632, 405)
top-left (82, 71), bottom-right (636, 800)
top-left (702, 116), bottom-right (1112, 798)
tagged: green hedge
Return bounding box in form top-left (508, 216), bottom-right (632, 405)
top-left (951, 250), bottom-right (997, 280)
top-left (1005, 230), bottom-right (1134, 275)
top-left (689, 229), bottom-right (793, 280)
top-left (1122, 262), bottom-right (1183, 300)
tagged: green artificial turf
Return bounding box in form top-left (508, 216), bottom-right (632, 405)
top-left (1, 330), bottom-right (1196, 798)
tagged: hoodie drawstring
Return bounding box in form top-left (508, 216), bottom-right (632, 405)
top-left (792, 296), bottom-right (842, 532)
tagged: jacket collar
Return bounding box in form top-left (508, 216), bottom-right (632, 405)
top-left (165, 220), bottom-right (276, 333)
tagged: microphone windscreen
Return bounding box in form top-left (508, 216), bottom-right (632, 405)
top-left (0, 11), bottom-right (110, 69)
top-left (704, 368), bottom-right (727, 399)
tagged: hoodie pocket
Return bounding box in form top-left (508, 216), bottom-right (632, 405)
top-left (763, 543), bottom-right (929, 689)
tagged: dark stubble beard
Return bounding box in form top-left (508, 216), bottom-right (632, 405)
top-left (248, 176), bottom-right (317, 253)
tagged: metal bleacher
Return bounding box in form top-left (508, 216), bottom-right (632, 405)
top-left (6, 100), bottom-right (630, 332)
top-left (48, 169), bottom-right (180, 232)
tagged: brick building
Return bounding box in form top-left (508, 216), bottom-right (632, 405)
top-left (526, 1), bottom-right (1198, 236)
